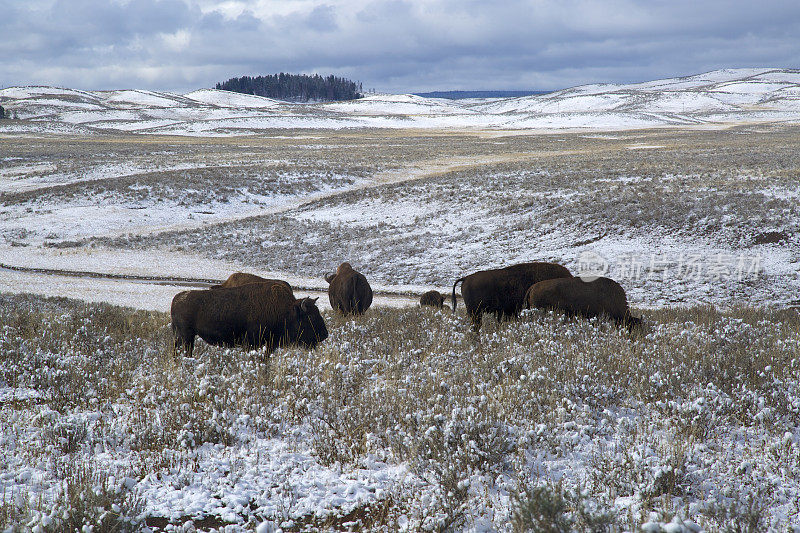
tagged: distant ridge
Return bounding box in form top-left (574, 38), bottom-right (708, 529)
top-left (3, 68), bottom-right (800, 134)
top-left (413, 90), bottom-right (551, 99)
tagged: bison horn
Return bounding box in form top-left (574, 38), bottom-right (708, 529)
top-left (301, 297), bottom-right (313, 312)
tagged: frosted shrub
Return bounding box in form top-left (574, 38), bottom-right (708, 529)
top-left (26, 462), bottom-right (143, 533)
top-left (512, 483), bottom-right (616, 533)
top-left (2, 293), bottom-right (799, 530)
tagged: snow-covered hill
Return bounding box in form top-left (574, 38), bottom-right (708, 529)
top-left (2, 68), bottom-right (800, 135)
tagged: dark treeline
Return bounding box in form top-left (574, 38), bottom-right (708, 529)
top-left (0, 105), bottom-right (17, 119)
top-left (215, 73), bottom-right (363, 102)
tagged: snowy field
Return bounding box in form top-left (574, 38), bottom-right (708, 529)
top-left (10, 126), bottom-right (789, 310)
top-left (1, 68), bottom-right (800, 531)
top-left (2, 296), bottom-right (799, 531)
top-left (2, 68), bottom-right (800, 135)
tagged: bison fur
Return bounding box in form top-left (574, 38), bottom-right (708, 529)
top-left (420, 290), bottom-right (447, 308)
top-left (325, 262), bottom-right (373, 315)
top-left (211, 272), bottom-right (292, 293)
top-left (452, 262), bottom-right (572, 331)
top-left (171, 283), bottom-right (327, 357)
top-left (525, 276), bottom-right (642, 329)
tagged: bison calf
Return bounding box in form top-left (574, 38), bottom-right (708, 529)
top-left (212, 272), bottom-right (292, 293)
top-left (453, 262), bottom-right (572, 332)
top-left (325, 262), bottom-right (373, 315)
top-left (171, 283), bottom-right (327, 357)
top-left (420, 290), bottom-right (447, 308)
top-left (525, 276), bottom-right (641, 329)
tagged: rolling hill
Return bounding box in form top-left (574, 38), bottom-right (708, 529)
top-left (2, 68), bottom-right (800, 135)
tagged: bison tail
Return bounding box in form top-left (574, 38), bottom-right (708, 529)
top-left (451, 277), bottom-right (465, 313)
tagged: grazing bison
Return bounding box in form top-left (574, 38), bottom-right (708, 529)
top-left (325, 262), bottom-right (373, 315)
top-left (420, 290), bottom-right (447, 308)
top-left (212, 272), bottom-right (292, 293)
top-left (452, 262), bottom-right (572, 331)
top-left (525, 276), bottom-right (642, 329)
top-left (171, 283), bottom-right (327, 357)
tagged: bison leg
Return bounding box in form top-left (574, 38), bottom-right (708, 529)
top-left (245, 326), bottom-right (277, 356)
top-left (498, 309), bottom-right (518, 323)
top-left (172, 326), bottom-right (195, 358)
top-left (621, 311), bottom-right (643, 332)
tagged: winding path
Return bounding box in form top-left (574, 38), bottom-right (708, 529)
top-left (0, 144), bottom-right (631, 310)
top-left (0, 261), bottom-right (424, 312)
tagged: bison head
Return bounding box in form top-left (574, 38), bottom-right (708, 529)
top-left (292, 297), bottom-right (328, 348)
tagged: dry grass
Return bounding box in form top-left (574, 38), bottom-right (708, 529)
top-left (1, 293), bottom-right (798, 530)
top-left (75, 126), bottom-right (800, 294)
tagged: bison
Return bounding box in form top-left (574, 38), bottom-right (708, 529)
top-left (212, 272), bottom-right (292, 293)
top-left (420, 290), bottom-right (447, 308)
top-left (325, 262), bottom-right (373, 315)
top-left (452, 262), bottom-right (572, 331)
top-left (525, 276), bottom-right (642, 329)
top-left (171, 283), bottom-right (327, 357)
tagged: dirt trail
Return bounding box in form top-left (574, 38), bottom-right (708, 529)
top-left (4, 139), bottom-right (491, 310)
top-left (75, 153), bottom-right (528, 240)
top-left (0, 142), bottom-right (634, 311)
top-left (0, 135), bottom-right (675, 310)
top-left (0, 262), bottom-right (423, 312)
top-left (67, 143), bottom-right (637, 241)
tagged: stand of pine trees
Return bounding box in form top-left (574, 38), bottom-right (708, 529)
top-left (215, 73), bottom-right (362, 102)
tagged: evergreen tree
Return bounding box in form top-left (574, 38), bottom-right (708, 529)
top-left (215, 73), bottom-right (362, 102)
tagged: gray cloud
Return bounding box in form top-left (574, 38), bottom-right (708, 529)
top-left (1, 0), bottom-right (799, 93)
top-left (303, 5), bottom-right (338, 33)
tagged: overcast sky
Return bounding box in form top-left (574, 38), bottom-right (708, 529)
top-left (2, 0), bottom-right (799, 93)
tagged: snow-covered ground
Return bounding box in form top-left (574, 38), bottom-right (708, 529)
top-left (2, 295), bottom-right (798, 531)
top-left (1, 127), bottom-right (798, 310)
top-left (0, 247), bottom-right (425, 312)
top-left (1, 69), bottom-right (800, 531)
top-left (2, 68), bottom-right (800, 135)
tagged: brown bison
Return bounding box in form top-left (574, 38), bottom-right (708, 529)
top-left (171, 283), bottom-right (327, 357)
top-left (525, 276), bottom-right (642, 329)
top-left (212, 272), bottom-right (292, 293)
top-left (420, 290), bottom-right (447, 308)
top-left (325, 262), bottom-right (373, 315)
top-left (452, 262), bottom-right (572, 331)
